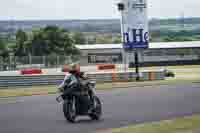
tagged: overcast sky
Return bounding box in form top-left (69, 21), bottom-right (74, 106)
top-left (0, 0), bottom-right (200, 20)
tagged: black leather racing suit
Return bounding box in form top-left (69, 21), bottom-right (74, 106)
top-left (59, 72), bottom-right (92, 110)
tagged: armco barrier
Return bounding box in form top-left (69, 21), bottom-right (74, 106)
top-left (0, 71), bottom-right (165, 88)
top-left (87, 71), bottom-right (165, 83)
top-left (0, 75), bottom-right (65, 88)
top-left (141, 71), bottom-right (165, 81)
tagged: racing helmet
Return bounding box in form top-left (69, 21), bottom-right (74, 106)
top-left (68, 63), bottom-right (80, 74)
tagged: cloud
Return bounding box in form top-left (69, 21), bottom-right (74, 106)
top-left (0, 0), bottom-right (200, 20)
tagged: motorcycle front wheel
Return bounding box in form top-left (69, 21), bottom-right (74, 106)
top-left (63, 100), bottom-right (76, 123)
top-left (89, 96), bottom-right (102, 120)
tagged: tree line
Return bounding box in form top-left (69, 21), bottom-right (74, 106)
top-left (0, 26), bottom-right (91, 58)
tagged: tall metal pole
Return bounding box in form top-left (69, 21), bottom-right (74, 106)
top-left (120, 6), bottom-right (126, 72)
top-left (134, 51), bottom-right (139, 81)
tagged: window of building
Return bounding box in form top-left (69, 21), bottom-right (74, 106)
top-left (88, 53), bottom-right (122, 63)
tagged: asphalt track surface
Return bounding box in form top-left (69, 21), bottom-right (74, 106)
top-left (0, 84), bottom-right (200, 133)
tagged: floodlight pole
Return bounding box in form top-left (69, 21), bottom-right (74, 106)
top-left (134, 51), bottom-right (140, 81)
top-left (117, 2), bottom-right (127, 72)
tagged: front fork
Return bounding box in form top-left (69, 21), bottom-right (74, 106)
top-left (90, 88), bottom-right (97, 108)
top-left (72, 96), bottom-right (76, 111)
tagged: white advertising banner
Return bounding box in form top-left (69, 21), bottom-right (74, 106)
top-left (119, 0), bottom-right (149, 49)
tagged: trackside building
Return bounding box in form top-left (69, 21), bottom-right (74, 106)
top-left (76, 41), bottom-right (200, 66)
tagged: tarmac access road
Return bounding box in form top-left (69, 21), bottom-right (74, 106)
top-left (0, 84), bottom-right (200, 133)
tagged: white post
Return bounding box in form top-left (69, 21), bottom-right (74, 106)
top-left (57, 55), bottom-right (60, 69)
top-left (29, 54), bottom-right (32, 66)
top-left (43, 56), bottom-right (45, 68)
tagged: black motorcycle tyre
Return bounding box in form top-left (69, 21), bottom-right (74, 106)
top-left (63, 100), bottom-right (76, 123)
top-left (89, 96), bottom-right (102, 120)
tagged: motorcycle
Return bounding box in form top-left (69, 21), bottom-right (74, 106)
top-left (56, 74), bottom-right (102, 123)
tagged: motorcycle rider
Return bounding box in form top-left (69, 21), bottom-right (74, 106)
top-left (58, 63), bottom-right (94, 113)
top-left (58, 63), bottom-right (79, 98)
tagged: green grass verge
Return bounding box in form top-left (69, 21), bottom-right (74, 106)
top-left (0, 65), bottom-right (200, 98)
top-left (0, 77), bottom-right (199, 98)
top-left (108, 115), bottom-right (200, 133)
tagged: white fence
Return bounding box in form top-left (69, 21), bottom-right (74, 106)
top-left (142, 55), bottom-right (199, 62)
top-left (0, 55), bottom-right (80, 71)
